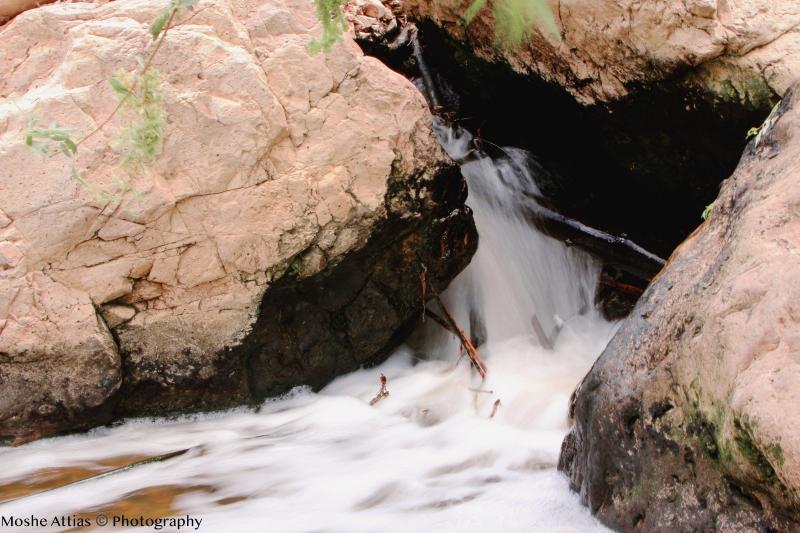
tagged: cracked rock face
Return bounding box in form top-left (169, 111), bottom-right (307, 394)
top-left (559, 84), bottom-right (800, 532)
top-left (0, 0), bottom-right (475, 442)
top-left (402, 0), bottom-right (800, 105)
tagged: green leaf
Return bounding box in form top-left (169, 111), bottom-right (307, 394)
top-left (701, 202), bottom-right (715, 221)
top-left (149, 10), bottom-right (170, 39)
top-left (109, 76), bottom-right (129, 95)
top-left (307, 40), bottom-right (322, 54)
top-left (462, 0), bottom-right (561, 49)
top-left (177, 0), bottom-right (199, 9)
top-left (63, 137), bottom-right (77, 154)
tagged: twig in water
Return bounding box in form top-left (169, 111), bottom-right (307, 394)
top-left (489, 399), bottom-right (502, 419)
top-left (425, 308), bottom-right (454, 334)
top-left (454, 344), bottom-right (465, 369)
top-left (431, 292), bottom-right (487, 380)
top-left (369, 373), bottom-right (390, 406)
top-left (416, 258), bottom-right (488, 379)
top-left (599, 275), bottom-right (645, 295)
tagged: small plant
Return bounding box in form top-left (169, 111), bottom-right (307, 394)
top-left (309, 0), bottom-right (559, 54)
top-left (701, 201), bottom-right (715, 221)
top-left (25, 123), bottom-right (77, 158)
top-left (309, 0), bottom-right (348, 53)
top-left (24, 0), bottom-right (199, 202)
top-left (109, 68), bottom-right (166, 170)
top-left (463, 0), bottom-right (560, 48)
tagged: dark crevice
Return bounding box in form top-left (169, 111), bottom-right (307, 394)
top-left (358, 21), bottom-right (775, 258)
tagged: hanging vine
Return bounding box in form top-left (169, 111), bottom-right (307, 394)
top-left (24, 0), bottom-right (200, 202)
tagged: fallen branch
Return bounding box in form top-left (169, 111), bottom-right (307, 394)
top-left (424, 308), bottom-right (454, 334)
top-left (417, 259), bottom-right (488, 379)
top-left (454, 344), bottom-right (465, 369)
top-left (369, 373), bottom-right (389, 406)
top-left (430, 291), bottom-right (487, 380)
top-left (522, 200), bottom-right (666, 281)
top-left (600, 275), bottom-right (646, 295)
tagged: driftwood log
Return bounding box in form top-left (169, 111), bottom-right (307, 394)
top-left (523, 201), bottom-right (666, 281)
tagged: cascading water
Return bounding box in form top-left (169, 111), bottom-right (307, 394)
top-left (422, 120), bottom-right (598, 349)
top-left (0, 123), bottom-right (617, 532)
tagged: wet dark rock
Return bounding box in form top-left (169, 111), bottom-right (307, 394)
top-left (558, 85), bottom-right (800, 532)
top-left (243, 199), bottom-right (475, 399)
top-left (116, 163), bottom-right (477, 414)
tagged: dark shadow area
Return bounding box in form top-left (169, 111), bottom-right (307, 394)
top-left (368, 21), bottom-right (774, 257)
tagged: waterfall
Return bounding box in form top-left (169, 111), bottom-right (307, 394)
top-left (0, 123), bottom-right (616, 533)
top-left (419, 119), bottom-right (599, 353)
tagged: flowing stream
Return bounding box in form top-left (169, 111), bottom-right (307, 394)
top-left (0, 123), bottom-right (616, 532)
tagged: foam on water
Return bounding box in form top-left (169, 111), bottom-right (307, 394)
top-left (0, 123), bottom-right (616, 532)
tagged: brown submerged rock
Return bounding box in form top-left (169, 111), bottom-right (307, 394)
top-left (0, 0), bottom-right (475, 441)
top-left (559, 84), bottom-right (800, 532)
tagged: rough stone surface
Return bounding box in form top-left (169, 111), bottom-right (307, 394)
top-left (559, 84), bottom-right (800, 532)
top-left (0, 273), bottom-right (121, 443)
top-left (0, 0), bottom-right (57, 24)
top-left (0, 0), bottom-right (475, 441)
top-left (403, 0), bottom-right (800, 105)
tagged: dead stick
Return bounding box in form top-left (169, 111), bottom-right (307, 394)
top-left (600, 276), bottom-right (646, 295)
top-left (432, 292), bottom-right (487, 380)
top-left (454, 345), bottom-right (465, 369)
top-left (425, 308), bottom-right (454, 334)
top-left (418, 258), bottom-right (487, 379)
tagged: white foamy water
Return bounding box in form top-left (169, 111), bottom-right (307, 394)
top-left (0, 124), bottom-right (616, 532)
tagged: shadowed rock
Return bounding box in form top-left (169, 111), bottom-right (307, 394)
top-left (559, 84), bottom-right (800, 532)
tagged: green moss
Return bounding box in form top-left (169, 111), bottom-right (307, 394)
top-left (768, 443), bottom-right (785, 468)
top-left (731, 419), bottom-right (779, 484)
top-left (624, 473), bottom-right (659, 504)
top-left (683, 397), bottom-right (749, 469)
top-left (687, 63), bottom-right (778, 111)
